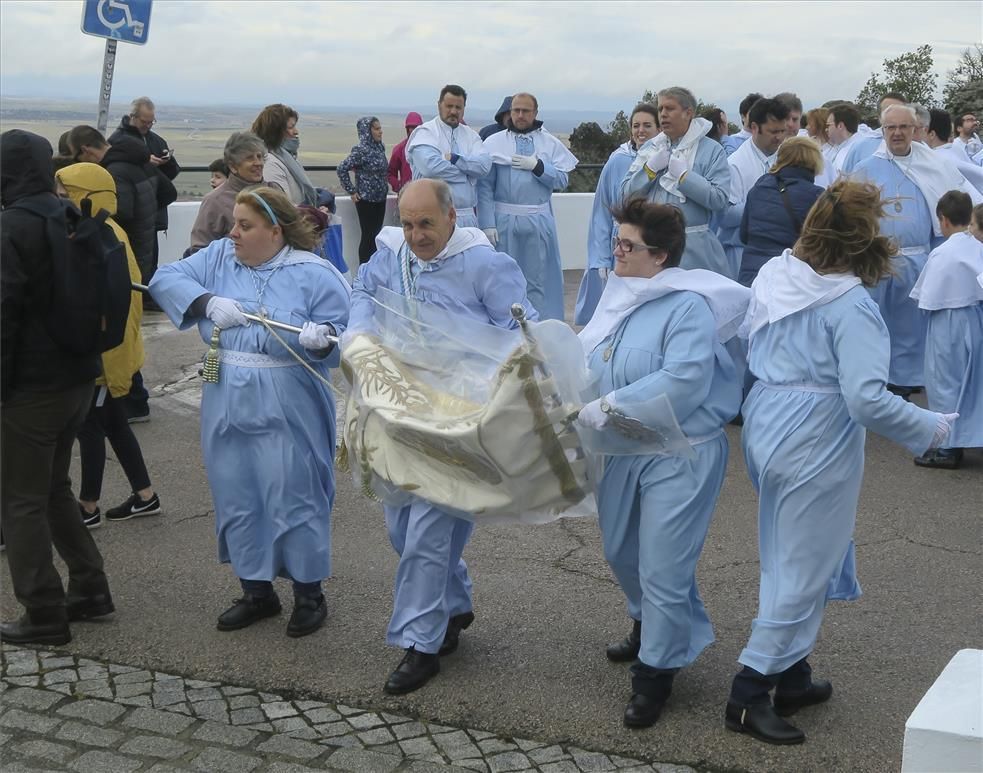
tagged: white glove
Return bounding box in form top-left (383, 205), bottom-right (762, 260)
top-left (483, 228), bottom-right (499, 247)
top-left (597, 267), bottom-right (610, 281)
top-left (299, 321), bottom-right (336, 351)
top-left (511, 154), bottom-right (539, 171)
top-left (645, 147), bottom-right (671, 174)
top-left (930, 412), bottom-right (959, 448)
top-left (205, 296), bottom-right (249, 329)
top-left (667, 153), bottom-right (689, 179)
top-left (577, 398), bottom-right (609, 431)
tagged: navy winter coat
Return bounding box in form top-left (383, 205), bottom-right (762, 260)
top-left (739, 165), bottom-right (823, 286)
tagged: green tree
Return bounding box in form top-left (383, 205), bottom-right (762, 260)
top-left (567, 121), bottom-right (619, 192)
top-left (943, 44), bottom-right (983, 117)
top-left (856, 44), bottom-right (938, 113)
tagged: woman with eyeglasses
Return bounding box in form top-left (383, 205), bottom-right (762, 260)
top-left (725, 180), bottom-right (950, 746)
top-left (576, 196), bottom-right (750, 729)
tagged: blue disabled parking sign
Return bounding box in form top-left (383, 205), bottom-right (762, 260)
top-left (81, 0), bottom-right (153, 45)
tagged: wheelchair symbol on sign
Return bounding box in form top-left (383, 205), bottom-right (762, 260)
top-left (97, 0), bottom-right (144, 39)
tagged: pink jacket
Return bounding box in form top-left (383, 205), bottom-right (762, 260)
top-left (387, 138), bottom-right (412, 193)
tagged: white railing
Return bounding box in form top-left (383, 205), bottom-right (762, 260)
top-left (157, 194), bottom-right (596, 275)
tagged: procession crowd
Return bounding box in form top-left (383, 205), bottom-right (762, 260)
top-left (2, 81), bottom-right (981, 749)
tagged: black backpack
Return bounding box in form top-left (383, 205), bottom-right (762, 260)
top-left (11, 196), bottom-right (131, 355)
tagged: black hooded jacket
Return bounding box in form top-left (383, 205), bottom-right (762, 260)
top-left (480, 96), bottom-right (513, 141)
top-left (101, 137), bottom-right (161, 280)
top-left (1, 130), bottom-right (100, 401)
top-left (110, 115), bottom-right (180, 230)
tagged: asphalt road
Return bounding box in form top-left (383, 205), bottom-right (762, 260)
top-left (2, 275), bottom-right (980, 773)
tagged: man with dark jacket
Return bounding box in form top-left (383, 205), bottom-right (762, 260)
top-left (1, 129), bottom-right (114, 646)
top-left (479, 96), bottom-right (512, 140)
top-left (69, 124), bottom-right (173, 422)
top-left (110, 97), bottom-right (180, 283)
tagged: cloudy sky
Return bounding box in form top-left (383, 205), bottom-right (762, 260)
top-left (2, 0), bottom-right (980, 118)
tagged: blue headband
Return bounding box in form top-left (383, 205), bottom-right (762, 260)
top-left (249, 191), bottom-right (278, 226)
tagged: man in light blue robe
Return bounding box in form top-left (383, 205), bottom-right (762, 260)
top-left (621, 88), bottom-right (731, 277)
top-left (716, 98), bottom-right (789, 281)
top-left (149, 234), bottom-right (350, 636)
top-left (407, 85), bottom-right (490, 228)
top-left (853, 105), bottom-right (949, 392)
top-left (478, 93), bottom-right (578, 321)
top-left (349, 179), bottom-right (537, 695)
top-left (840, 94), bottom-right (909, 173)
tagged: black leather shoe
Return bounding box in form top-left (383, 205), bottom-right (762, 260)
top-left (67, 592), bottom-right (115, 622)
top-left (286, 595), bottom-right (327, 638)
top-left (439, 611), bottom-right (475, 656)
top-left (1, 614), bottom-right (71, 646)
top-left (384, 647), bottom-right (440, 695)
top-left (606, 619), bottom-right (641, 662)
top-left (725, 701), bottom-right (805, 745)
top-left (623, 693), bottom-right (666, 728)
top-left (774, 680), bottom-right (833, 717)
top-left (217, 594), bottom-right (281, 631)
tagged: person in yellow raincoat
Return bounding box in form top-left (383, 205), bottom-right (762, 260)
top-left (55, 163), bottom-right (161, 528)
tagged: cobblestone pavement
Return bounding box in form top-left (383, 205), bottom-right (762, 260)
top-left (0, 644), bottom-right (697, 773)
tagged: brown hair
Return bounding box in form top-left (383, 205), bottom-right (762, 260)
top-left (805, 108), bottom-right (829, 143)
top-left (66, 125), bottom-right (107, 157)
top-left (251, 104), bottom-right (298, 150)
top-left (973, 204), bottom-right (983, 232)
top-left (771, 136), bottom-right (824, 176)
top-left (610, 197), bottom-right (687, 267)
top-left (793, 179), bottom-right (894, 286)
top-left (235, 186), bottom-right (317, 252)
top-left (937, 190), bottom-right (972, 226)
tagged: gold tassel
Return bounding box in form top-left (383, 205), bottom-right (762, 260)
top-left (202, 326), bottom-right (221, 383)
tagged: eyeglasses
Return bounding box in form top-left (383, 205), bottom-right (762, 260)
top-left (883, 124), bottom-right (914, 133)
top-left (612, 236), bottom-right (660, 254)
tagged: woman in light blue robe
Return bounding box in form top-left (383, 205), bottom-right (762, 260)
top-left (149, 187), bottom-right (351, 638)
top-left (853, 154), bottom-right (942, 390)
top-left (575, 104), bottom-right (660, 325)
top-left (577, 198), bottom-right (746, 729)
top-left (726, 181), bottom-right (946, 747)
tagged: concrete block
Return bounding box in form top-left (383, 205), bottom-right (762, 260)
top-left (902, 648), bottom-right (982, 773)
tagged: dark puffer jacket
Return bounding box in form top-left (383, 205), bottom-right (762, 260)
top-left (102, 137), bottom-right (159, 282)
top-left (110, 115), bottom-right (180, 230)
top-left (1, 130), bottom-right (100, 401)
top-left (739, 165), bottom-right (824, 286)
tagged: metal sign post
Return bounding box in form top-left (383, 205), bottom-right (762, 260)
top-left (96, 39), bottom-right (118, 134)
top-left (81, 0), bottom-right (153, 133)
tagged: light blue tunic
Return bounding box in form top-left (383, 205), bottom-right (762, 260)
top-left (149, 238), bottom-right (351, 583)
top-left (739, 287), bottom-right (936, 675)
top-left (840, 134), bottom-right (882, 174)
top-left (588, 291), bottom-right (741, 670)
top-left (722, 131), bottom-right (749, 157)
top-left (925, 304), bottom-right (983, 447)
top-left (477, 137), bottom-right (569, 321)
top-left (409, 144), bottom-right (491, 228)
top-left (575, 147), bottom-right (634, 325)
top-left (351, 239), bottom-right (537, 652)
top-left (853, 156), bottom-right (940, 385)
top-left (622, 136), bottom-right (732, 277)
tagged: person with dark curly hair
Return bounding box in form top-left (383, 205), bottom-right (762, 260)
top-left (576, 197), bottom-right (750, 730)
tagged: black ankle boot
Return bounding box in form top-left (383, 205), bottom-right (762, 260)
top-left (286, 594), bottom-right (327, 638)
top-left (774, 680), bottom-right (833, 716)
top-left (384, 647), bottom-right (440, 695)
top-left (67, 591), bottom-right (115, 622)
top-left (623, 665), bottom-right (675, 728)
top-left (217, 593), bottom-right (281, 631)
top-left (0, 609), bottom-right (70, 646)
top-left (725, 701), bottom-right (805, 745)
top-left (439, 611), bottom-right (474, 656)
top-left (606, 618), bottom-right (641, 662)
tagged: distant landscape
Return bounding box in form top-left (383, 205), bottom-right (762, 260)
top-left (0, 97), bottom-right (591, 199)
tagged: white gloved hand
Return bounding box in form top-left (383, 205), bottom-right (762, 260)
top-left (577, 398), bottom-right (609, 431)
top-left (511, 154), bottom-right (539, 171)
top-left (205, 296), bottom-right (249, 329)
top-left (483, 228), bottom-right (499, 247)
top-left (930, 412), bottom-right (959, 448)
top-left (597, 267), bottom-right (610, 281)
top-left (299, 321), bottom-right (336, 351)
top-left (667, 153), bottom-right (689, 179)
top-left (645, 147), bottom-right (671, 174)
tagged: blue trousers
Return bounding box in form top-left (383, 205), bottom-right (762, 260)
top-left (385, 499), bottom-right (474, 653)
